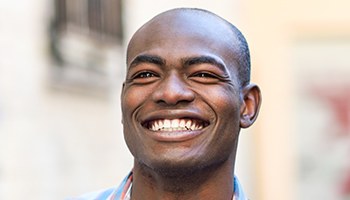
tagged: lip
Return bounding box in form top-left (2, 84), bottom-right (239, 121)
top-left (145, 128), bottom-right (206, 142)
top-left (139, 110), bottom-right (210, 142)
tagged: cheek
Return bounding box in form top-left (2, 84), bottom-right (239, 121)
top-left (122, 87), bottom-right (150, 115)
top-left (211, 90), bottom-right (241, 155)
top-left (204, 86), bottom-right (241, 114)
top-left (121, 87), bottom-right (152, 154)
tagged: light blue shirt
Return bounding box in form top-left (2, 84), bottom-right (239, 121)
top-left (70, 172), bottom-right (248, 200)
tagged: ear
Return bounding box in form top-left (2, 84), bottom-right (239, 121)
top-left (240, 83), bottom-right (262, 128)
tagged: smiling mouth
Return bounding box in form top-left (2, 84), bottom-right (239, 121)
top-left (143, 119), bottom-right (209, 132)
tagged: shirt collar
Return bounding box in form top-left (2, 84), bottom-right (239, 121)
top-left (111, 172), bottom-right (247, 200)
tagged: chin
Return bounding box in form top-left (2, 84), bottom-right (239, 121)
top-left (139, 152), bottom-right (228, 178)
top-left (150, 161), bottom-right (204, 178)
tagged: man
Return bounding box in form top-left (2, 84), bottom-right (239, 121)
top-left (75, 7), bottom-right (261, 200)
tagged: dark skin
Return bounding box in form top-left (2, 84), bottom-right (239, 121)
top-left (121, 9), bottom-right (261, 200)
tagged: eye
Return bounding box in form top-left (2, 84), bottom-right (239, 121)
top-left (190, 72), bottom-right (221, 84)
top-left (129, 71), bottom-right (159, 84)
top-left (192, 72), bottom-right (217, 78)
top-left (134, 71), bottom-right (157, 79)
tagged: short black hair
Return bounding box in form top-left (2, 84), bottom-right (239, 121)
top-left (229, 23), bottom-right (251, 87)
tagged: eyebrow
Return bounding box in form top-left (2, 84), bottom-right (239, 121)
top-left (129, 54), bottom-right (227, 72)
top-left (129, 54), bottom-right (166, 68)
top-left (183, 56), bottom-right (227, 72)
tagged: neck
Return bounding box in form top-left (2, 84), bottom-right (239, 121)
top-left (131, 157), bottom-right (236, 200)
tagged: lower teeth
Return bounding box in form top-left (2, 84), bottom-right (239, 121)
top-left (156, 126), bottom-right (192, 131)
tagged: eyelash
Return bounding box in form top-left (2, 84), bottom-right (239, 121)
top-left (191, 72), bottom-right (218, 79)
top-left (132, 71), bottom-right (158, 79)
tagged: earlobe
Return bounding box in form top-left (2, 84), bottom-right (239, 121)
top-left (240, 83), bottom-right (262, 128)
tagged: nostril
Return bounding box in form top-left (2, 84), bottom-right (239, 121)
top-left (154, 91), bottom-right (195, 106)
top-left (152, 75), bottom-right (195, 105)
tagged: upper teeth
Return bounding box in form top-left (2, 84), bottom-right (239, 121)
top-left (148, 119), bottom-right (204, 132)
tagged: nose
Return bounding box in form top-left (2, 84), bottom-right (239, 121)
top-left (152, 73), bottom-right (195, 106)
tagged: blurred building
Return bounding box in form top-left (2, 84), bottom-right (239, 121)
top-left (49, 0), bottom-right (123, 96)
top-left (0, 0), bottom-right (350, 200)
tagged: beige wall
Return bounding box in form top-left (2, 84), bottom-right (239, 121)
top-left (0, 0), bottom-right (131, 199)
top-left (241, 0), bottom-right (350, 199)
top-left (123, 0), bottom-right (241, 42)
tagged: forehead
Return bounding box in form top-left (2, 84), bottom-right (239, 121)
top-left (127, 10), bottom-right (240, 67)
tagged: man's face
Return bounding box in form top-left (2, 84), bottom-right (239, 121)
top-left (121, 11), bottom-right (244, 172)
